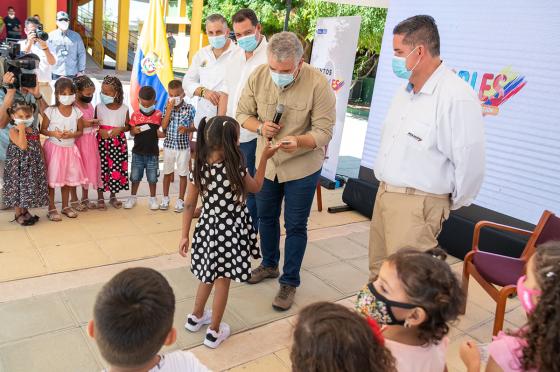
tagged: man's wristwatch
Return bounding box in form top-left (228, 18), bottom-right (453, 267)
top-left (256, 123), bottom-right (263, 136)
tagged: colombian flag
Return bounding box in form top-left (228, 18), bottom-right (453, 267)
top-left (130, 0), bottom-right (173, 112)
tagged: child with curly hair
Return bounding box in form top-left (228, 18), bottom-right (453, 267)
top-left (291, 301), bottom-right (396, 372)
top-left (460, 241), bottom-right (560, 372)
top-left (355, 248), bottom-right (464, 372)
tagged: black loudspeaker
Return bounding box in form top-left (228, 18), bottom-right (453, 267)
top-left (342, 178), bottom-right (378, 218)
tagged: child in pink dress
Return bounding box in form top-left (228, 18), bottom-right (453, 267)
top-left (460, 241), bottom-right (560, 372)
top-left (355, 248), bottom-right (464, 372)
top-left (41, 77), bottom-right (88, 221)
top-left (72, 75), bottom-right (101, 210)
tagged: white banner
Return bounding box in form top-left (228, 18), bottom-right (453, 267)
top-left (361, 0), bottom-right (560, 224)
top-left (310, 16), bottom-right (361, 181)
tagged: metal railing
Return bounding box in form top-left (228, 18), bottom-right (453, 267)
top-left (76, 7), bottom-right (139, 66)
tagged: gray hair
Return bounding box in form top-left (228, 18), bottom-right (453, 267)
top-left (206, 14), bottom-right (228, 28)
top-left (267, 32), bottom-right (304, 62)
top-left (393, 15), bottom-right (440, 57)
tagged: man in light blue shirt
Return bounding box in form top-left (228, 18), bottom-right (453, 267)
top-left (47, 11), bottom-right (86, 79)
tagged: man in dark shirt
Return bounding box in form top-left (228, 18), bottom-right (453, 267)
top-left (167, 32), bottom-right (176, 58)
top-left (4, 7), bottom-right (21, 40)
top-left (125, 86), bottom-right (164, 210)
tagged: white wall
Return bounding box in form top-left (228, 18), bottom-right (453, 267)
top-left (361, 0), bottom-right (560, 224)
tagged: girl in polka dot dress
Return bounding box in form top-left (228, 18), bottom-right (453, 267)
top-left (179, 116), bottom-right (280, 349)
top-left (95, 75), bottom-right (130, 210)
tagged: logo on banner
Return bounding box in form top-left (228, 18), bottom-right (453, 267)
top-left (317, 61), bottom-right (345, 94)
top-left (457, 66), bottom-right (527, 116)
top-left (141, 51), bottom-right (163, 76)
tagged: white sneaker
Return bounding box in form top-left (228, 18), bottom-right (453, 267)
top-left (123, 196), bottom-right (137, 209)
top-left (160, 196), bottom-right (170, 210)
top-left (204, 322), bottom-right (230, 349)
top-left (174, 199), bottom-right (185, 213)
top-left (185, 309), bottom-right (212, 332)
top-left (149, 197), bottom-right (159, 210)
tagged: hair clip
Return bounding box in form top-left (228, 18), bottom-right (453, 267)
top-left (223, 120), bottom-right (229, 127)
top-left (546, 271), bottom-right (556, 278)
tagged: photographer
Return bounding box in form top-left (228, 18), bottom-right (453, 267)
top-left (0, 70), bottom-right (46, 209)
top-left (20, 17), bottom-right (55, 104)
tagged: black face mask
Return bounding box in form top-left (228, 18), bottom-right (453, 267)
top-left (79, 95), bottom-right (93, 103)
top-left (355, 283), bottom-right (419, 326)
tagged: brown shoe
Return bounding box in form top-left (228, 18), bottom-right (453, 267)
top-left (272, 285), bottom-right (296, 311)
top-left (247, 265), bottom-right (279, 284)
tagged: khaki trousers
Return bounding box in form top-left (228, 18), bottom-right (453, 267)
top-left (368, 185), bottom-right (450, 280)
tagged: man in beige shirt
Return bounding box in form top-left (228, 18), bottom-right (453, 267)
top-left (236, 31), bottom-right (335, 311)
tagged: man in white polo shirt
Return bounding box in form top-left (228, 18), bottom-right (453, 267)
top-left (225, 8), bottom-right (268, 232)
top-left (183, 13), bottom-right (236, 130)
top-left (369, 15), bottom-right (485, 279)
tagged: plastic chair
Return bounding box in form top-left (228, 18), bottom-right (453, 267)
top-left (461, 210), bottom-right (560, 335)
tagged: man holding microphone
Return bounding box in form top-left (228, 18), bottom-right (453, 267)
top-left (236, 31), bottom-right (335, 311)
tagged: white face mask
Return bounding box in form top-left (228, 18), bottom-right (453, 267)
top-left (57, 21), bottom-right (69, 31)
top-left (59, 94), bottom-right (75, 105)
top-left (172, 96), bottom-right (183, 106)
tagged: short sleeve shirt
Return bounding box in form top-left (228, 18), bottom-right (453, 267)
top-left (163, 102), bottom-right (195, 150)
top-left (129, 109), bottom-right (162, 156)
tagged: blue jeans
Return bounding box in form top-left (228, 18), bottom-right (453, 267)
top-left (131, 153), bottom-right (159, 184)
top-left (240, 139), bottom-right (258, 231)
top-left (257, 169), bottom-right (321, 287)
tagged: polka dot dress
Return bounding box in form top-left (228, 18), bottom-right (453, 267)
top-left (190, 162), bottom-right (260, 284)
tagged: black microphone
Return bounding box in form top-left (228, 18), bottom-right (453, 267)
top-left (269, 104), bottom-right (284, 141)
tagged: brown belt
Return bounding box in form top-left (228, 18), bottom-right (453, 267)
top-left (379, 182), bottom-right (450, 199)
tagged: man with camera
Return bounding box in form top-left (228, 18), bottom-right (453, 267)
top-left (19, 17), bottom-right (55, 104)
top-left (48, 11), bottom-right (86, 79)
top-left (0, 68), bottom-right (47, 209)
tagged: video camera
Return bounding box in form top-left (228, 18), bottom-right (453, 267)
top-left (0, 42), bottom-right (39, 89)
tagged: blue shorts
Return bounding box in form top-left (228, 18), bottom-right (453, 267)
top-left (131, 153), bottom-right (159, 184)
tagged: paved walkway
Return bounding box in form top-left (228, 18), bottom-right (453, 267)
top-left (0, 219), bottom-right (526, 371)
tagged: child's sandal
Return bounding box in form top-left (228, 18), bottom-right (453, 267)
top-left (61, 207), bottom-right (78, 218)
top-left (109, 197), bottom-right (122, 209)
top-left (70, 201), bottom-right (87, 212)
top-left (84, 199), bottom-right (97, 209)
top-left (97, 199), bottom-right (107, 211)
top-left (47, 209), bottom-right (62, 222)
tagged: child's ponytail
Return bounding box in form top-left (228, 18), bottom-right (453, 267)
top-left (221, 119), bottom-right (246, 204)
top-left (192, 117), bottom-right (208, 193)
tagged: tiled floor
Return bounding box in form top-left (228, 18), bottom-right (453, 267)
top-left (0, 224), bottom-right (526, 371)
top-left (0, 187), bottom-right (367, 282)
top-left (0, 180), bottom-right (526, 372)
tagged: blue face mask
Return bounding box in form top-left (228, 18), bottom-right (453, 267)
top-left (100, 93), bottom-right (115, 105)
top-left (237, 34), bottom-right (258, 52)
top-left (139, 103), bottom-right (155, 114)
top-left (270, 69), bottom-right (296, 89)
top-left (209, 35), bottom-right (227, 49)
top-left (391, 46), bottom-right (420, 80)
top-left (14, 118), bottom-right (35, 127)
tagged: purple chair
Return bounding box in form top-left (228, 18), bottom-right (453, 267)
top-left (461, 210), bottom-right (560, 335)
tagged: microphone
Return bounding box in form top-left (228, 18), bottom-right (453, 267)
top-left (269, 104), bottom-right (284, 141)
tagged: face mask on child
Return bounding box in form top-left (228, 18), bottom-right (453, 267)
top-left (59, 94), bottom-right (75, 105)
top-left (79, 95), bottom-right (93, 103)
top-left (171, 96), bottom-right (183, 106)
top-left (139, 103), bottom-right (155, 114)
top-left (355, 283), bottom-right (418, 326)
top-left (100, 93), bottom-right (114, 105)
top-left (517, 275), bottom-right (541, 314)
top-left (14, 118), bottom-right (34, 127)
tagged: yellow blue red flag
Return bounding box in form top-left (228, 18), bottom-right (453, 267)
top-left (130, 0), bottom-right (174, 112)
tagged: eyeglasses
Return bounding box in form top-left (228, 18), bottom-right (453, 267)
top-left (58, 18), bottom-right (69, 22)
